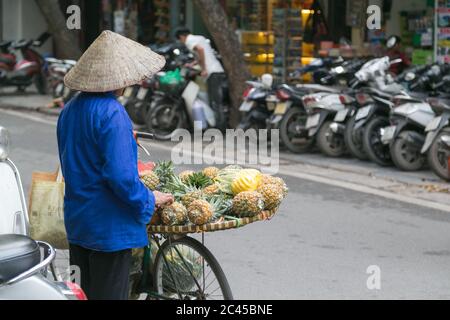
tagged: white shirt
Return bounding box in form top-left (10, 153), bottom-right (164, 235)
top-left (185, 34), bottom-right (224, 77)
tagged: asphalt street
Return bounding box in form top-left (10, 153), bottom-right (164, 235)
top-left (2, 109), bottom-right (450, 300)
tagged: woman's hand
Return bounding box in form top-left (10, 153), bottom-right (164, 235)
top-left (153, 191), bottom-right (175, 208)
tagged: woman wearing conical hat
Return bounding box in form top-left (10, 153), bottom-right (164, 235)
top-left (57, 31), bottom-right (174, 300)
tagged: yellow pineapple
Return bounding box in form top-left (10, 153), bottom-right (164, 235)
top-left (231, 169), bottom-right (262, 195)
top-left (202, 167), bottom-right (220, 179)
top-left (260, 174), bottom-right (288, 197)
top-left (141, 171), bottom-right (160, 191)
top-left (181, 190), bottom-right (203, 208)
top-left (232, 191), bottom-right (264, 218)
top-left (161, 202), bottom-right (188, 226)
top-left (203, 183), bottom-right (220, 196)
top-left (258, 183), bottom-right (284, 210)
top-left (179, 170), bottom-right (195, 183)
top-left (188, 199), bottom-right (214, 225)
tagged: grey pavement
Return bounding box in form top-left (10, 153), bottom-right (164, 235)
top-left (2, 109), bottom-right (450, 299)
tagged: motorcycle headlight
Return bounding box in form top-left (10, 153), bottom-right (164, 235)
top-left (334, 66), bottom-right (345, 74)
top-left (0, 127), bottom-right (11, 161)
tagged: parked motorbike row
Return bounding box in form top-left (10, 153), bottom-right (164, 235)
top-left (239, 51), bottom-right (450, 182)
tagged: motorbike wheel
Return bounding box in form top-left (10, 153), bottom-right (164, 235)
top-left (34, 72), bottom-right (48, 95)
top-left (362, 117), bottom-right (392, 167)
top-left (279, 106), bottom-right (314, 154)
top-left (145, 99), bottom-right (187, 141)
top-left (390, 131), bottom-right (426, 171)
top-left (427, 128), bottom-right (450, 181)
top-left (344, 115), bottom-right (368, 161)
top-left (316, 121), bottom-right (346, 157)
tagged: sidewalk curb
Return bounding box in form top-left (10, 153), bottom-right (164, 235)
top-left (0, 104), bottom-right (61, 117)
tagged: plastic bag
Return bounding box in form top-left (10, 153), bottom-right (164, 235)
top-left (28, 167), bottom-right (68, 249)
top-left (159, 69), bottom-right (183, 85)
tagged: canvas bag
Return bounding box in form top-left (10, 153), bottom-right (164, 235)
top-left (28, 167), bottom-right (68, 249)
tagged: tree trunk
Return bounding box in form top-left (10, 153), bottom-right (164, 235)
top-left (35, 0), bottom-right (82, 59)
top-left (192, 0), bottom-right (251, 126)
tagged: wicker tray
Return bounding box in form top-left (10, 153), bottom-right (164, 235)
top-left (148, 209), bottom-right (277, 235)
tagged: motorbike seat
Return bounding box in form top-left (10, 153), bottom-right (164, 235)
top-left (0, 234), bottom-right (41, 284)
top-left (0, 41), bottom-right (12, 51)
top-left (427, 98), bottom-right (450, 114)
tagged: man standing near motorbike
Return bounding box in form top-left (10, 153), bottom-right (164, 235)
top-left (57, 31), bottom-right (174, 300)
top-left (175, 27), bottom-right (228, 130)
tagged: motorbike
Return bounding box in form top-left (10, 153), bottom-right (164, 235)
top-left (275, 83), bottom-right (341, 153)
top-left (238, 74), bottom-right (278, 130)
top-left (0, 126), bottom-right (87, 300)
top-left (45, 57), bottom-right (77, 102)
top-left (123, 43), bottom-right (194, 126)
top-left (421, 97), bottom-right (450, 181)
top-left (0, 33), bottom-right (51, 94)
top-left (337, 57), bottom-right (405, 163)
top-left (380, 65), bottom-right (450, 171)
top-left (145, 66), bottom-right (227, 140)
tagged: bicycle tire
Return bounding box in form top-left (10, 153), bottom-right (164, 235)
top-left (153, 236), bottom-right (233, 300)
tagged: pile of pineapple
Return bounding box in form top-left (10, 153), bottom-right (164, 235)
top-left (140, 162), bottom-right (288, 227)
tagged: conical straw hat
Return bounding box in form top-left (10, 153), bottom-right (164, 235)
top-left (64, 30), bottom-right (166, 92)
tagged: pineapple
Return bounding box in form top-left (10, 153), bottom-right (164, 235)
top-left (141, 171), bottom-right (160, 191)
top-left (231, 169), bottom-right (263, 195)
top-left (188, 199), bottom-right (214, 225)
top-left (161, 202), bottom-right (188, 226)
top-left (203, 183), bottom-right (220, 196)
top-left (184, 172), bottom-right (213, 189)
top-left (215, 165), bottom-right (243, 194)
top-left (202, 167), bottom-right (220, 179)
top-left (258, 183), bottom-right (284, 210)
top-left (260, 174), bottom-right (288, 197)
top-left (232, 191), bottom-right (264, 218)
top-left (154, 161), bottom-right (175, 189)
top-left (181, 190), bottom-right (204, 208)
top-left (179, 170), bottom-right (195, 183)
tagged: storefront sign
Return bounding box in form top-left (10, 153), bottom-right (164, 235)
top-left (436, 1), bottom-right (450, 63)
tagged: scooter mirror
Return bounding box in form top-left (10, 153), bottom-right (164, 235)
top-left (405, 72), bottom-right (416, 82)
top-left (386, 36), bottom-right (398, 49)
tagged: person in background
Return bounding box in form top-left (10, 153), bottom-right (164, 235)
top-left (175, 27), bottom-right (228, 130)
top-left (386, 35), bottom-right (411, 75)
top-left (58, 31), bottom-right (174, 300)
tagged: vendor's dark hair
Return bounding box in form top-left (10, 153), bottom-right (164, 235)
top-left (175, 27), bottom-right (191, 39)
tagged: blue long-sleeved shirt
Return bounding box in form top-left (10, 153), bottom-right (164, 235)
top-left (56, 92), bottom-right (155, 252)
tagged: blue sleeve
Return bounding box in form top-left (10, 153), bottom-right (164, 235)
top-left (97, 103), bottom-right (155, 225)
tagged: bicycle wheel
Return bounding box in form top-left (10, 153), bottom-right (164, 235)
top-left (153, 236), bottom-right (233, 300)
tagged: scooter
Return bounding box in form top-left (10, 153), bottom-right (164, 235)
top-left (0, 33), bottom-right (51, 94)
top-left (380, 67), bottom-right (450, 171)
top-left (421, 96), bottom-right (450, 181)
top-left (45, 57), bottom-right (77, 102)
top-left (145, 66), bottom-right (227, 140)
top-left (123, 43), bottom-right (195, 126)
top-left (0, 126), bottom-right (86, 300)
top-left (238, 74), bottom-right (278, 130)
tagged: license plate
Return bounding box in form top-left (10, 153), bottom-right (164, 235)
top-left (425, 116), bottom-right (442, 132)
top-left (274, 102), bottom-right (289, 115)
top-left (306, 114), bottom-right (321, 129)
top-left (355, 105), bottom-right (372, 121)
top-left (137, 88), bottom-right (148, 100)
top-left (124, 87), bottom-right (134, 98)
top-left (334, 109), bottom-right (348, 122)
top-left (381, 126), bottom-right (397, 144)
top-left (239, 101), bottom-right (254, 112)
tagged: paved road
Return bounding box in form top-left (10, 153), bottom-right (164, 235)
top-left (2, 109), bottom-right (450, 300)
